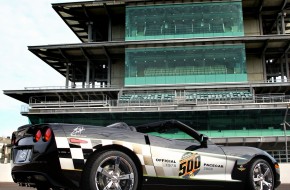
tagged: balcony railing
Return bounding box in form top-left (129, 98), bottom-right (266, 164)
top-left (22, 94), bottom-right (290, 112)
top-left (22, 79), bottom-right (290, 91)
top-left (24, 84), bottom-right (120, 90)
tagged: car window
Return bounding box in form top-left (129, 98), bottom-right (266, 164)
top-left (146, 126), bottom-right (200, 144)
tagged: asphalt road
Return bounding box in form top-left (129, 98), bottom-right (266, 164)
top-left (0, 183), bottom-right (289, 190)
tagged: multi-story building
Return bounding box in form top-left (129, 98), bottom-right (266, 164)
top-left (4, 0), bottom-right (290, 162)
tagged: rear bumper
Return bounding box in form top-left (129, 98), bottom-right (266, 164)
top-left (11, 151), bottom-right (67, 188)
top-left (11, 136), bottom-right (78, 189)
top-left (12, 171), bottom-right (61, 188)
top-left (12, 152), bottom-right (81, 189)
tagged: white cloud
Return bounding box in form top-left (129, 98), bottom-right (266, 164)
top-left (0, 0), bottom-right (87, 136)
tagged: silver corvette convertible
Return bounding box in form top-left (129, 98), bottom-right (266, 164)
top-left (11, 120), bottom-right (280, 190)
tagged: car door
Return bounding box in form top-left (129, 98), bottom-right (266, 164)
top-left (147, 135), bottom-right (228, 181)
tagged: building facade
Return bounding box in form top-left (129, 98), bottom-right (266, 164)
top-left (0, 138), bottom-right (11, 164)
top-left (4, 0), bottom-right (290, 162)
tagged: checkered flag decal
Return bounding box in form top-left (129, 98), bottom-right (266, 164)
top-left (56, 137), bottom-right (96, 170)
top-left (55, 137), bottom-right (157, 176)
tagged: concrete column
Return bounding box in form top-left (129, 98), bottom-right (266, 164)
top-left (259, 13), bottom-right (263, 35)
top-left (262, 54), bottom-right (267, 82)
top-left (277, 18), bottom-right (281, 34)
top-left (65, 63), bottom-right (70, 88)
top-left (87, 21), bottom-right (94, 42)
top-left (281, 13), bottom-right (286, 34)
top-left (92, 63), bottom-right (95, 88)
top-left (82, 80), bottom-right (85, 88)
top-left (108, 17), bottom-right (112, 41)
top-left (286, 53), bottom-right (290, 81)
top-left (72, 65), bottom-right (76, 88)
top-left (86, 60), bottom-right (90, 88)
top-left (107, 60), bottom-right (111, 86)
top-left (281, 58), bottom-right (285, 82)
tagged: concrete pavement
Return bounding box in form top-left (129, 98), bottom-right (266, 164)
top-left (0, 183), bottom-right (289, 190)
top-left (1, 163), bottom-right (290, 189)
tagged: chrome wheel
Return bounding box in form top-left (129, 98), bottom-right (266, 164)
top-left (252, 161), bottom-right (273, 190)
top-left (95, 155), bottom-right (135, 190)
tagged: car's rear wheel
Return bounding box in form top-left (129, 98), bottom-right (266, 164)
top-left (82, 150), bottom-right (138, 190)
top-left (248, 159), bottom-right (274, 190)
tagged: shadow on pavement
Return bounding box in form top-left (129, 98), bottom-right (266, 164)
top-left (0, 183), bottom-right (289, 190)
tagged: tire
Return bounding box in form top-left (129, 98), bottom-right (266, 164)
top-left (248, 159), bottom-right (274, 190)
top-left (81, 150), bottom-right (139, 190)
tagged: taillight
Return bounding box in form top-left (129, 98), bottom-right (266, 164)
top-left (34, 130), bottom-right (42, 142)
top-left (43, 128), bottom-right (52, 142)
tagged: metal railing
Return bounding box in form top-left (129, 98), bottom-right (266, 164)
top-left (22, 94), bottom-right (290, 111)
top-left (267, 149), bottom-right (290, 163)
top-left (255, 94), bottom-right (288, 103)
top-left (21, 79), bottom-right (290, 91)
top-left (24, 84), bottom-right (120, 90)
top-left (117, 95), bottom-right (290, 107)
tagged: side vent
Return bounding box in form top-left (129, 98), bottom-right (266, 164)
top-left (144, 135), bottom-right (150, 145)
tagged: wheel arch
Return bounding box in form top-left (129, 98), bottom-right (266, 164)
top-left (232, 154), bottom-right (277, 185)
top-left (250, 155), bottom-right (278, 187)
top-left (82, 144), bottom-right (144, 189)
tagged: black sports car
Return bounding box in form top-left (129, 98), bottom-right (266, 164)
top-left (11, 120), bottom-right (280, 190)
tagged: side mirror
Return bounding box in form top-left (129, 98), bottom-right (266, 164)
top-left (200, 134), bottom-right (208, 148)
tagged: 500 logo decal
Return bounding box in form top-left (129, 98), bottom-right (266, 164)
top-left (179, 152), bottom-right (201, 178)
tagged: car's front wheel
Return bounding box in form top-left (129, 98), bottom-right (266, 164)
top-left (82, 150), bottom-right (139, 190)
top-left (248, 159), bottom-right (274, 190)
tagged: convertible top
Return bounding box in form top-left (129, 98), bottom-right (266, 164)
top-left (105, 120), bottom-right (183, 133)
top-left (105, 119), bottom-right (202, 142)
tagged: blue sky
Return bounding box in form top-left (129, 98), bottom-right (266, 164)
top-left (0, 0), bottom-right (87, 137)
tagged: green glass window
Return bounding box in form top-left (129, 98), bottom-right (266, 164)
top-left (126, 1), bottom-right (244, 41)
top-left (29, 109), bottom-right (288, 138)
top-left (125, 44), bottom-right (247, 86)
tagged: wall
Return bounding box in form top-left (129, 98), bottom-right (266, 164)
top-left (244, 17), bottom-right (260, 36)
top-left (280, 163), bottom-right (290, 184)
top-left (0, 164), bottom-right (13, 182)
top-left (112, 22), bottom-right (125, 41)
top-left (247, 55), bottom-right (264, 82)
top-left (111, 60), bottom-right (124, 87)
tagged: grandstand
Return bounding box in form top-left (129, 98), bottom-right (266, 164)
top-left (4, 0), bottom-right (290, 162)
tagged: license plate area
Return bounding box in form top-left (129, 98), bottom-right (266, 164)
top-left (15, 149), bottom-right (32, 163)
